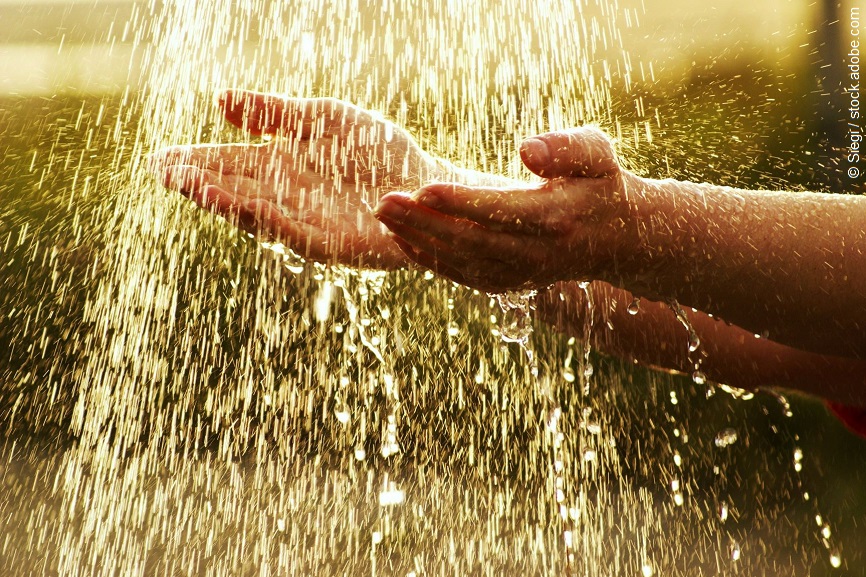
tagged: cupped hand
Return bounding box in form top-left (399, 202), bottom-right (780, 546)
top-left (152, 90), bottom-right (445, 269)
top-left (374, 127), bottom-right (643, 293)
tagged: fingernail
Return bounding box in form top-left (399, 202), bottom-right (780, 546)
top-left (410, 187), bottom-right (442, 209)
top-left (374, 199), bottom-right (408, 220)
top-left (164, 165), bottom-right (202, 194)
top-left (214, 89), bottom-right (228, 109)
top-left (520, 138), bottom-right (550, 167)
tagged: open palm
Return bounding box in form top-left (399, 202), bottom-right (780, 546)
top-left (154, 90), bottom-right (443, 269)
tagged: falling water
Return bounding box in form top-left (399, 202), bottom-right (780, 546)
top-left (0, 0), bottom-right (862, 575)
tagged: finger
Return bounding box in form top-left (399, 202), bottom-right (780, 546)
top-left (163, 164), bottom-right (207, 197)
top-left (520, 126), bottom-right (618, 178)
top-left (236, 197), bottom-right (298, 240)
top-left (238, 198), bottom-right (346, 263)
top-left (181, 187), bottom-right (300, 246)
top-left (272, 219), bottom-right (330, 262)
top-left (219, 90), bottom-right (354, 139)
top-left (389, 235), bottom-right (477, 286)
top-left (151, 143), bottom-right (271, 177)
top-left (388, 229), bottom-right (522, 294)
top-left (162, 165), bottom-right (258, 202)
top-left (190, 184), bottom-right (244, 221)
top-left (148, 145), bottom-right (193, 174)
top-left (163, 166), bottom-right (269, 233)
top-left (375, 194), bottom-right (481, 254)
top-left (408, 182), bottom-right (550, 233)
top-left (375, 194), bottom-right (543, 266)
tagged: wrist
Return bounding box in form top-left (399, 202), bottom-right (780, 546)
top-left (581, 172), bottom-right (663, 294)
top-left (604, 174), bottom-right (705, 300)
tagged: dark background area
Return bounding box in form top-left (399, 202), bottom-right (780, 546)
top-left (0, 0), bottom-right (864, 575)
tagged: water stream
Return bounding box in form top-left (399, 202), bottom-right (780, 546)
top-left (0, 0), bottom-right (862, 575)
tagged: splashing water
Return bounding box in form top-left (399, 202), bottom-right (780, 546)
top-left (714, 428), bottom-right (739, 448)
top-left (494, 289), bottom-right (579, 567)
top-left (0, 0), bottom-right (859, 575)
top-left (495, 289), bottom-right (537, 346)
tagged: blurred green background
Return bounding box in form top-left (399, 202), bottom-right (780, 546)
top-left (1, 0), bottom-right (864, 575)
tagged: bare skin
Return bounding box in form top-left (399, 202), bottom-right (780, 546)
top-left (153, 90), bottom-right (866, 409)
top-left (376, 132), bottom-right (866, 361)
top-left (538, 281), bottom-right (866, 408)
top-left (151, 90), bottom-right (449, 270)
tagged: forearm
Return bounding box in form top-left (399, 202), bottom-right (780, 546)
top-left (537, 281), bottom-right (866, 408)
top-left (623, 177), bottom-right (866, 359)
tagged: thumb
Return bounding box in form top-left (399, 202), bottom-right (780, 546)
top-left (520, 126), bottom-right (619, 179)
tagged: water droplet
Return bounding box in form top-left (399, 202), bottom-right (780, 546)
top-left (562, 367), bottom-right (576, 383)
top-left (692, 370), bottom-right (707, 385)
top-left (372, 531), bottom-right (383, 545)
top-left (354, 447), bottom-right (367, 461)
top-left (772, 392), bottom-right (794, 417)
top-left (314, 280), bottom-right (334, 322)
top-left (335, 408), bottom-right (351, 424)
top-left (627, 298), bottom-right (641, 315)
top-left (830, 551), bottom-right (842, 568)
top-left (379, 488), bottom-right (405, 506)
top-left (718, 384), bottom-right (755, 400)
top-left (729, 541), bottom-right (741, 561)
top-left (546, 407), bottom-right (562, 431)
top-left (495, 290), bottom-right (536, 344)
top-left (641, 563), bottom-right (654, 577)
top-left (688, 332), bottom-right (701, 352)
top-left (585, 421), bottom-right (602, 435)
top-left (583, 363), bottom-right (594, 378)
top-left (582, 448), bottom-right (597, 462)
top-left (719, 501), bottom-right (729, 522)
top-left (277, 518), bottom-right (286, 532)
top-left (714, 428), bottom-right (738, 448)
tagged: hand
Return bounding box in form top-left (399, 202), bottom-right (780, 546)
top-left (152, 90), bottom-right (445, 269)
top-left (374, 127), bottom-right (643, 293)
